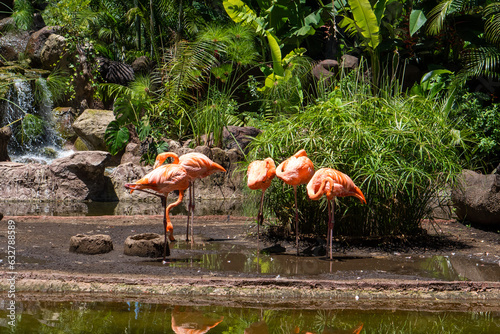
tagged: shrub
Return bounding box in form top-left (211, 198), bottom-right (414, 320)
top-left (247, 79), bottom-right (469, 237)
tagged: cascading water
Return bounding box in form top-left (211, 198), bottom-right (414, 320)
top-left (1, 77), bottom-right (73, 163)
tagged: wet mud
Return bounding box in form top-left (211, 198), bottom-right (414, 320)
top-left (0, 214), bottom-right (499, 304)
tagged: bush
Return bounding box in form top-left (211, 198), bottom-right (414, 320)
top-left (247, 79), bottom-right (469, 237)
top-left (452, 91), bottom-right (500, 171)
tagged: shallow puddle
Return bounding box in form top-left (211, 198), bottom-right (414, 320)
top-left (142, 241), bottom-right (500, 282)
top-left (1, 300), bottom-right (498, 333)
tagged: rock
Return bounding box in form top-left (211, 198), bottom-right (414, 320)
top-left (97, 57), bottom-right (134, 85)
top-left (124, 233), bottom-right (165, 257)
top-left (53, 107), bottom-right (77, 141)
top-left (341, 54), bottom-right (359, 70)
top-left (72, 109), bottom-right (115, 150)
top-left (0, 30), bottom-right (30, 61)
top-left (120, 142), bottom-right (142, 165)
top-left (260, 244), bottom-right (286, 254)
top-left (451, 169), bottom-right (500, 226)
top-left (69, 234), bottom-right (113, 254)
top-left (312, 59), bottom-right (339, 83)
top-left (131, 55), bottom-right (155, 74)
top-left (25, 26), bottom-right (61, 68)
top-left (223, 126), bottom-right (261, 152)
top-left (0, 126), bottom-right (12, 162)
top-left (109, 162), bottom-right (156, 202)
top-left (0, 151), bottom-right (115, 201)
top-left (0, 17), bottom-right (15, 31)
top-left (49, 151), bottom-right (113, 201)
top-left (40, 33), bottom-right (67, 70)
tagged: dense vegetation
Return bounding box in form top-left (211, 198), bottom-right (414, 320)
top-left (5, 0), bottom-right (500, 236)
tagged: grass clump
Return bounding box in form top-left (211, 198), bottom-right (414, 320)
top-left (248, 74), bottom-right (470, 237)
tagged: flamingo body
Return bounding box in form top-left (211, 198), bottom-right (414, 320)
top-left (153, 151), bottom-right (226, 242)
top-left (247, 157), bottom-right (276, 242)
top-left (307, 168), bottom-right (366, 203)
top-left (307, 167), bottom-right (366, 259)
top-left (125, 164), bottom-right (190, 245)
top-left (275, 149), bottom-right (315, 255)
top-left (275, 149), bottom-right (314, 186)
top-left (247, 157), bottom-right (276, 191)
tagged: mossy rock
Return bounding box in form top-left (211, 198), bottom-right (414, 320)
top-left (74, 137), bottom-right (89, 151)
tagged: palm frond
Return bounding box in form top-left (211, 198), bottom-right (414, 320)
top-left (462, 46), bottom-right (500, 79)
top-left (484, 3), bottom-right (500, 46)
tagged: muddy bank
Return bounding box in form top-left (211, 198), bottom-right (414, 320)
top-left (0, 214), bottom-right (499, 303)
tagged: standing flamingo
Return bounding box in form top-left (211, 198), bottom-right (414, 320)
top-left (276, 149), bottom-right (315, 255)
top-left (154, 151), bottom-right (226, 242)
top-left (307, 168), bottom-right (366, 260)
top-left (247, 157), bottom-right (276, 242)
top-left (125, 163), bottom-right (190, 262)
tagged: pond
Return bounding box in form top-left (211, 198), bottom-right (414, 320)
top-left (1, 299), bottom-right (498, 333)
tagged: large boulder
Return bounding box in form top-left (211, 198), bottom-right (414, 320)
top-left (72, 109), bottom-right (115, 150)
top-left (312, 59), bottom-right (339, 83)
top-left (0, 126), bottom-right (11, 162)
top-left (109, 162), bottom-right (156, 202)
top-left (0, 151), bottom-right (114, 201)
top-left (451, 169), bottom-right (500, 226)
top-left (49, 151), bottom-right (113, 200)
top-left (40, 33), bottom-right (67, 70)
top-left (25, 26), bottom-right (61, 68)
top-left (223, 126), bottom-right (261, 152)
top-left (0, 30), bottom-right (30, 61)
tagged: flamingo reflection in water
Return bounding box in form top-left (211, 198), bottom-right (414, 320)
top-left (171, 306), bottom-right (224, 334)
top-left (304, 322), bottom-right (364, 334)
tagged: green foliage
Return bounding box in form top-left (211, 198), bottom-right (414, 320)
top-left (452, 91), bottom-right (500, 170)
top-left (248, 73), bottom-right (469, 237)
top-left (15, 114), bottom-right (45, 146)
top-left (12, 0), bottom-right (34, 30)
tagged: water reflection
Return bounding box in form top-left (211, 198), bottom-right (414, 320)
top-left (151, 242), bottom-right (500, 281)
top-left (171, 306), bottom-right (224, 334)
top-left (0, 199), bottom-right (248, 216)
top-left (0, 300), bottom-right (498, 334)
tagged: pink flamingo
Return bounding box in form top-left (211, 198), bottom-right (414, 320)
top-left (154, 152), bottom-right (226, 242)
top-left (307, 168), bottom-right (366, 259)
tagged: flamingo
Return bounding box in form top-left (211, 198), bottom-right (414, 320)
top-left (307, 168), bottom-right (366, 260)
top-left (171, 306), bottom-right (224, 334)
top-left (247, 157), bottom-right (276, 242)
top-left (125, 163), bottom-right (190, 262)
top-left (154, 151), bottom-right (226, 243)
top-left (276, 149), bottom-right (315, 255)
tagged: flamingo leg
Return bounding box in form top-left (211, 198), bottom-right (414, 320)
top-left (190, 181), bottom-right (195, 244)
top-left (326, 199), bottom-right (331, 258)
top-left (185, 181), bottom-right (193, 242)
top-left (293, 185), bottom-right (299, 256)
top-left (161, 195), bottom-right (171, 263)
top-left (257, 189), bottom-right (265, 244)
top-left (329, 198), bottom-right (336, 260)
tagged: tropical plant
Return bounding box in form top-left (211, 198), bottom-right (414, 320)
top-left (11, 0), bottom-right (34, 30)
top-left (247, 66), bottom-right (470, 237)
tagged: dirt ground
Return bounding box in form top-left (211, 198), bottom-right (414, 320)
top-left (1, 214), bottom-right (499, 305)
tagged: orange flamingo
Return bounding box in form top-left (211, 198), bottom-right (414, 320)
top-left (247, 157), bottom-right (276, 242)
top-left (171, 306), bottom-right (224, 334)
top-left (154, 152), bottom-right (226, 242)
top-left (307, 168), bottom-right (366, 260)
top-left (125, 163), bottom-right (190, 262)
top-left (276, 149), bottom-right (315, 255)
top-left (304, 322), bottom-right (364, 334)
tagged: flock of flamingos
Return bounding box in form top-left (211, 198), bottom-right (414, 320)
top-left (124, 149), bottom-right (366, 262)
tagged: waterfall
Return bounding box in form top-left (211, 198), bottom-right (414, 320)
top-left (1, 78), bottom-right (72, 163)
